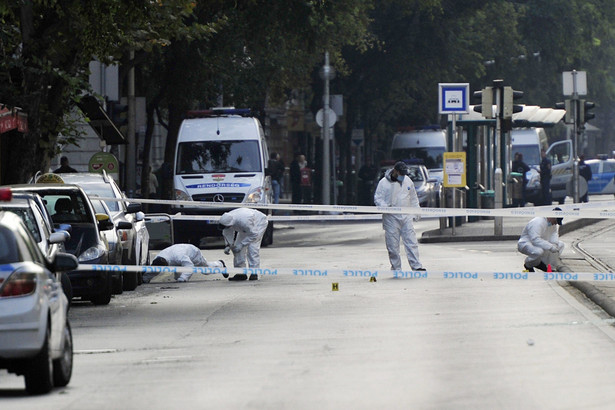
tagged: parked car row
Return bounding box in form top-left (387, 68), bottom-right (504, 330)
top-left (0, 188), bottom-right (78, 394)
top-left (0, 171), bottom-right (150, 307)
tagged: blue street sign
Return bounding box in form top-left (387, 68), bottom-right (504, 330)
top-left (438, 83), bottom-right (470, 114)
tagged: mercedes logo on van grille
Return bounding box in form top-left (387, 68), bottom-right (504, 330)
top-left (213, 194), bottom-right (225, 203)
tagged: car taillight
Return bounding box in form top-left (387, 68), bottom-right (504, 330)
top-left (0, 272), bottom-right (37, 297)
top-left (0, 187), bottom-right (12, 201)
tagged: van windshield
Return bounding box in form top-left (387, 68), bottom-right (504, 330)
top-left (176, 140), bottom-right (262, 174)
top-left (391, 148), bottom-right (444, 170)
top-left (513, 145), bottom-right (540, 166)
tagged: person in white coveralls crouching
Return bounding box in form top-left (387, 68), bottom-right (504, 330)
top-left (517, 207), bottom-right (565, 272)
top-left (148, 243), bottom-right (226, 282)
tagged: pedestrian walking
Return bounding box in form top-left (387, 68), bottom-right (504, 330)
top-left (289, 153), bottom-right (303, 205)
top-left (517, 207), bottom-right (565, 272)
top-left (299, 159), bottom-right (313, 204)
top-left (148, 243), bottom-right (226, 282)
top-left (374, 161), bottom-right (425, 271)
top-left (512, 152), bottom-right (530, 207)
top-left (540, 149), bottom-right (552, 205)
top-left (267, 152), bottom-right (285, 204)
top-left (219, 207), bottom-right (269, 280)
top-left (578, 154), bottom-right (592, 203)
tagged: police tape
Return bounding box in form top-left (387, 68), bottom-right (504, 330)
top-left (100, 195), bottom-right (615, 220)
top-left (76, 263), bottom-right (615, 282)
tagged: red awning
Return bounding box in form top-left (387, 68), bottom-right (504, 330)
top-left (0, 106), bottom-right (28, 134)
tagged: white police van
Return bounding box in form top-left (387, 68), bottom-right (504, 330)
top-left (390, 127), bottom-right (447, 182)
top-left (172, 108), bottom-right (273, 246)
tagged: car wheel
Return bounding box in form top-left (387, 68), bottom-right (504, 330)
top-left (91, 273), bottom-right (112, 305)
top-left (261, 221), bottom-right (274, 247)
top-left (123, 272), bottom-right (139, 291)
top-left (52, 321), bottom-right (73, 387)
top-left (112, 273), bottom-right (124, 294)
top-left (91, 289), bottom-right (112, 305)
top-left (60, 272), bottom-right (73, 309)
top-left (25, 323), bottom-right (53, 394)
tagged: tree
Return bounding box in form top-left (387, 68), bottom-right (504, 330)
top-left (137, 0), bottom-right (374, 199)
top-left (0, 0), bottom-right (211, 184)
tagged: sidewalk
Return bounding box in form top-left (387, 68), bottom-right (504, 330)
top-left (419, 216), bottom-right (598, 243)
top-left (420, 216), bottom-right (615, 319)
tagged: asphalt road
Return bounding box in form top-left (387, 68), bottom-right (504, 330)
top-left (3, 219), bottom-right (615, 409)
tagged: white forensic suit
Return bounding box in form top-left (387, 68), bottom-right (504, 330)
top-left (149, 243), bottom-right (225, 282)
top-left (219, 208), bottom-right (268, 268)
top-left (517, 217), bottom-right (565, 270)
top-left (374, 169), bottom-right (424, 271)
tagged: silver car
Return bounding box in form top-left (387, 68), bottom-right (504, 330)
top-left (0, 209), bottom-right (78, 394)
top-left (49, 172), bottom-right (150, 291)
top-left (379, 163), bottom-right (440, 207)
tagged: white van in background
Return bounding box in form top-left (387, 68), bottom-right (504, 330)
top-left (172, 108), bottom-right (273, 246)
top-left (390, 128), bottom-right (446, 181)
top-left (511, 127), bottom-right (548, 205)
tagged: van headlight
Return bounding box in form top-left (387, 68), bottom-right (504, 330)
top-left (175, 189), bottom-right (192, 201)
top-left (245, 186), bottom-right (264, 203)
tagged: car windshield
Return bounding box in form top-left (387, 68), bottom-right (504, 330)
top-left (75, 184), bottom-right (120, 212)
top-left (176, 140), bottom-right (261, 174)
top-left (408, 167), bottom-right (424, 182)
top-left (513, 145), bottom-right (540, 166)
top-left (391, 148), bottom-right (444, 170)
top-left (90, 199), bottom-right (109, 216)
top-left (38, 193), bottom-right (92, 224)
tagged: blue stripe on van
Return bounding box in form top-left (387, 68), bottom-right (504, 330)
top-left (186, 182), bottom-right (252, 189)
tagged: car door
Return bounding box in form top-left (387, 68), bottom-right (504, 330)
top-left (546, 140), bottom-right (573, 202)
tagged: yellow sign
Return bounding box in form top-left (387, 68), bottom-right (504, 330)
top-left (443, 152), bottom-right (466, 188)
top-left (36, 173), bottom-right (65, 184)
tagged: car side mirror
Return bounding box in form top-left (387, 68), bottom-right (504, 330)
top-left (117, 221), bottom-right (133, 230)
top-left (126, 203), bottom-right (142, 214)
top-left (98, 219), bottom-right (115, 231)
top-left (49, 231), bottom-right (68, 244)
top-left (135, 211), bottom-right (145, 222)
top-left (53, 252), bottom-right (79, 272)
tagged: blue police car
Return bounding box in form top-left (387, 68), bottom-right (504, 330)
top-left (586, 158), bottom-right (615, 196)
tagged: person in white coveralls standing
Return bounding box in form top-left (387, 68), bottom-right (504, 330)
top-left (374, 161), bottom-right (425, 272)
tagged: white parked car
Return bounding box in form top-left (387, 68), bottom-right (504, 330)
top-left (0, 192), bottom-right (73, 301)
top-left (46, 172), bottom-right (150, 290)
top-left (0, 206), bottom-right (78, 394)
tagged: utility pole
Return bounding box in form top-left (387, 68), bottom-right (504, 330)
top-left (320, 52), bottom-right (334, 205)
top-left (126, 50), bottom-right (136, 197)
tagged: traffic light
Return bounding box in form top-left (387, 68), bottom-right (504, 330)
top-left (579, 100), bottom-right (595, 123)
top-left (502, 86), bottom-right (523, 119)
top-left (555, 100), bottom-right (573, 123)
top-left (473, 86), bottom-right (493, 118)
top-left (107, 100), bottom-right (128, 127)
